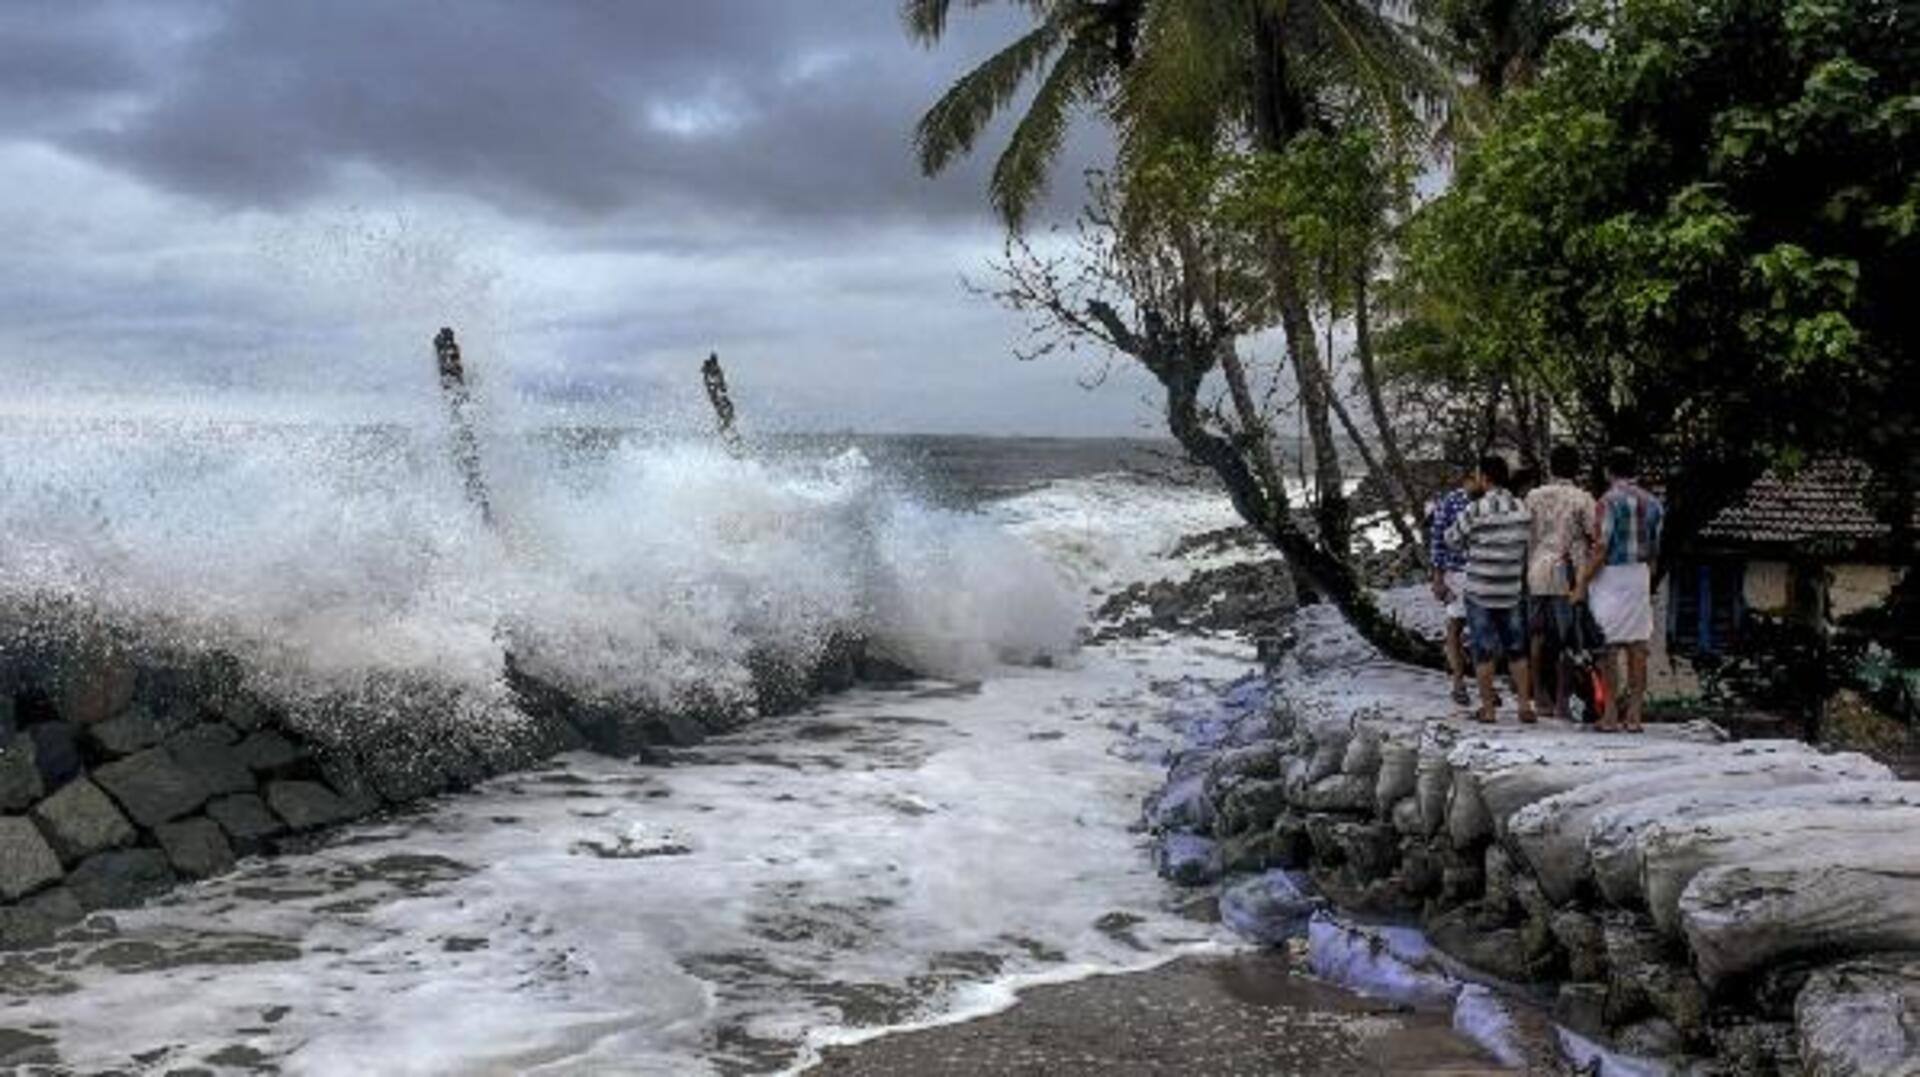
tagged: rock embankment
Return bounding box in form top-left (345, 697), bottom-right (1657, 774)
top-left (1148, 605), bottom-right (1920, 1075)
top-left (1, 626), bottom-right (889, 945)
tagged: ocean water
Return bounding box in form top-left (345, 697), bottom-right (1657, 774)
top-left (0, 423), bottom-right (1261, 1074)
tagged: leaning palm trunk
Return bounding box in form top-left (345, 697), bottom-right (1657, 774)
top-left (1112, 311), bottom-right (1438, 667)
top-left (1327, 372), bottom-right (1425, 558)
top-left (1353, 270), bottom-right (1428, 556)
top-left (1272, 248), bottom-right (1353, 559)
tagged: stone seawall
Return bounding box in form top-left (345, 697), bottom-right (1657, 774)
top-left (0, 626), bottom-right (885, 949)
top-left (1148, 606), bottom-right (1920, 1075)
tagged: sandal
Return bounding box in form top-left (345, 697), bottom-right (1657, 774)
top-left (1451, 685), bottom-right (1470, 707)
top-left (1475, 709), bottom-right (1498, 725)
top-left (1518, 709), bottom-right (1539, 725)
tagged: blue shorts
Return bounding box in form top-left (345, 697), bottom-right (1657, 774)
top-left (1465, 599), bottom-right (1527, 663)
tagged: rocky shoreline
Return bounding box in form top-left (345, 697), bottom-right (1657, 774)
top-left (0, 622), bottom-right (896, 949)
top-left (1145, 602), bottom-right (1920, 1075)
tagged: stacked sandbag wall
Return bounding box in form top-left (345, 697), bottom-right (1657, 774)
top-left (1149, 606), bottom-right (1920, 1075)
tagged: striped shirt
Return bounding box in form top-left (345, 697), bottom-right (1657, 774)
top-left (1444, 488), bottom-right (1532, 608)
top-left (1596, 479), bottom-right (1664, 566)
top-left (1428, 488), bottom-right (1470, 573)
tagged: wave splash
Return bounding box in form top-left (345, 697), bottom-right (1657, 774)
top-left (0, 418), bottom-right (1080, 728)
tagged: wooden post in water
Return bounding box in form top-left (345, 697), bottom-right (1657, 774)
top-left (701, 352), bottom-right (744, 454)
top-left (434, 327), bottom-right (495, 527)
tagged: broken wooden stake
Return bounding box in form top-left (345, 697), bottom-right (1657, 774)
top-left (701, 352), bottom-right (743, 453)
top-left (434, 327), bottom-right (495, 527)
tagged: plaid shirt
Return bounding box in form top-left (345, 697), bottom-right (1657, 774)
top-left (1428, 488), bottom-right (1471, 572)
top-left (1597, 479), bottom-right (1664, 566)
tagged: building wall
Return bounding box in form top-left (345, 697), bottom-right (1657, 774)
top-left (1649, 580), bottom-right (1700, 700)
top-left (1742, 560), bottom-right (1792, 616)
top-left (1828, 563), bottom-right (1904, 620)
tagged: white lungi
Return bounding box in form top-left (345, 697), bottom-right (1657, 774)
top-left (1590, 563), bottom-right (1654, 644)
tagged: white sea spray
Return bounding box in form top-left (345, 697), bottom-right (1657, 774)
top-left (0, 416), bottom-right (1079, 717)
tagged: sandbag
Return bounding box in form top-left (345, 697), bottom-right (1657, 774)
top-left (1681, 845), bottom-right (1920, 986)
top-left (1795, 955), bottom-right (1920, 1077)
top-left (1588, 775), bottom-right (1909, 908)
top-left (1643, 804), bottom-right (1920, 936)
top-left (1508, 746), bottom-right (1881, 903)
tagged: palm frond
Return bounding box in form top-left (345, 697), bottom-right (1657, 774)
top-left (1115, 0), bottom-right (1248, 170)
top-left (1296, 0), bottom-right (1457, 140)
top-left (902, 0), bottom-right (1061, 46)
top-left (990, 36), bottom-right (1102, 227)
top-left (914, 20), bottom-right (1068, 176)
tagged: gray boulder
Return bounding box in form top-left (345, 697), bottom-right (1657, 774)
top-left (86, 706), bottom-right (168, 757)
top-left (29, 778), bottom-right (136, 863)
top-left (154, 817), bottom-right (236, 879)
top-left (165, 723), bottom-right (256, 796)
top-left (25, 721), bottom-right (82, 790)
top-left (206, 793), bottom-right (284, 846)
top-left (0, 817), bottom-right (63, 900)
top-left (233, 730), bottom-right (302, 773)
top-left (265, 780), bottom-right (357, 831)
top-left (0, 732), bottom-right (42, 811)
top-left (93, 746), bottom-right (211, 826)
top-left (0, 886), bottom-right (83, 951)
top-left (65, 848), bottom-right (176, 911)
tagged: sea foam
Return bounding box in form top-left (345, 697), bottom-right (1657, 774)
top-left (0, 415), bottom-right (1079, 719)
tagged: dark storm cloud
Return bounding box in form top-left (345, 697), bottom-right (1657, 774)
top-left (0, 4), bottom-right (158, 132)
top-left (0, 3), bottom-right (1154, 436)
top-left (48, 1), bottom-right (1088, 226)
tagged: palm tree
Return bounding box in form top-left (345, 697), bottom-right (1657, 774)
top-left (909, 0), bottom-right (1454, 663)
top-left (910, 0), bottom-right (1446, 545)
top-left (906, 0), bottom-right (1147, 229)
top-left (907, 0), bottom-right (1445, 228)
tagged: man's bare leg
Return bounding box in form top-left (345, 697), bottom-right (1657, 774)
top-left (1529, 633), bottom-right (1549, 715)
top-left (1595, 648), bottom-right (1623, 732)
top-left (1624, 642), bottom-right (1649, 731)
top-left (1446, 619), bottom-right (1469, 704)
top-left (1510, 658), bottom-right (1536, 723)
top-left (1475, 659), bottom-right (1499, 723)
top-left (1555, 653), bottom-right (1574, 721)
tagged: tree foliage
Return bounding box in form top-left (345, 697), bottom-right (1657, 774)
top-left (1400, 0), bottom-right (1920, 551)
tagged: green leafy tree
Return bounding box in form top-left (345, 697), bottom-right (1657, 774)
top-left (1402, 0), bottom-right (1919, 564)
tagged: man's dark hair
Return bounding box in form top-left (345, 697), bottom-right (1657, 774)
top-left (1477, 452), bottom-right (1510, 487)
top-left (1549, 443), bottom-right (1582, 480)
top-left (1605, 446), bottom-right (1637, 478)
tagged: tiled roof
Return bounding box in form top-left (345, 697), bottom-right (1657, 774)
top-left (1699, 458), bottom-right (1914, 553)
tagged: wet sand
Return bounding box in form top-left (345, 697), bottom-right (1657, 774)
top-left (812, 952), bottom-right (1514, 1076)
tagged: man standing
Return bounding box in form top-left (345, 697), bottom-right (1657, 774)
top-left (1525, 445), bottom-right (1597, 721)
top-left (1446, 454), bottom-right (1535, 724)
top-left (1428, 471), bottom-right (1474, 707)
top-left (1575, 447), bottom-right (1665, 732)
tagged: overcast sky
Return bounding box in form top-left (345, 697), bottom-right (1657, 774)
top-left (0, 2), bottom-right (1165, 435)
